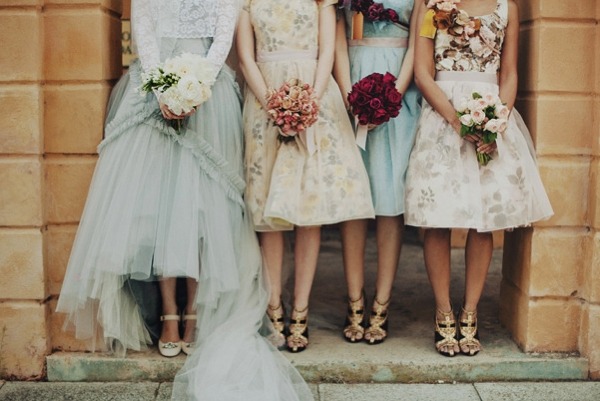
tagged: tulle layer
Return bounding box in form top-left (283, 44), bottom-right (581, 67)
top-left (243, 58), bottom-right (374, 231)
top-left (348, 44), bottom-right (422, 216)
top-left (405, 79), bottom-right (553, 232)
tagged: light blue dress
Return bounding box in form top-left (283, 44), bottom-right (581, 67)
top-left (342, 0), bottom-right (421, 216)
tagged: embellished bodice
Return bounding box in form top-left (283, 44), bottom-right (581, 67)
top-left (342, 0), bottom-right (414, 39)
top-left (244, 0), bottom-right (337, 53)
top-left (434, 0), bottom-right (507, 73)
top-left (132, 0), bottom-right (237, 71)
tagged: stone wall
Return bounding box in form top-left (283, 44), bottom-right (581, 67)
top-left (0, 0), bottom-right (598, 380)
top-left (500, 0), bottom-right (600, 379)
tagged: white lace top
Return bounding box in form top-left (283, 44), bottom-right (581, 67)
top-left (131, 0), bottom-right (238, 72)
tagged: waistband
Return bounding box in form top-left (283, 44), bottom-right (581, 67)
top-left (256, 49), bottom-right (318, 63)
top-left (435, 71), bottom-right (498, 84)
top-left (348, 37), bottom-right (408, 48)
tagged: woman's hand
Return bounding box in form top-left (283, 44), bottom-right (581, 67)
top-left (160, 103), bottom-right (196, 120)
top-left (477, 139), bottom-right (497, 155)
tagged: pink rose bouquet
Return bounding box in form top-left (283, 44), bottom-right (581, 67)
top-left (456, 92), bottom-right (509, 166)
top-left (266, 78), bottom-right (320, 143)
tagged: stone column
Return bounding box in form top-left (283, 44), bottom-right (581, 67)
top-left (500, 0), bottom-right (600, 379)
top-left (0, 0), bottom-right (121, 379)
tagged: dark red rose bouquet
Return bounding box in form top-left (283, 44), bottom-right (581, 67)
top-left (348, 72), bottom-right (402, 126)
top-left (347, 72), bottom-right (402, 149)
top-left (349, 0), bottom-right (401, 23)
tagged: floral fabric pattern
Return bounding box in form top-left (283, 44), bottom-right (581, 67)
top-left (404, 0), bottom-right (553, 231)
top-left (243, 0), bottom-right (374, 231)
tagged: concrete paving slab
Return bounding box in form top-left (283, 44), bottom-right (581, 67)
top-left (318, 383), bottom-right (481, 401)
top-left (46, 228), bottom-right (589, 384)
top-left (156, 383), bottom-right (173, 401)
top-left (474, 382), bottom-right (600, 401)
top-left (0, 382), bottom-right (159, 401)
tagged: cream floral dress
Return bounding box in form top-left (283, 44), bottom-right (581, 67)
top-left (404, 0), bottom-right (553, 231)
top-left (243, 0), bottom-right (374, 231)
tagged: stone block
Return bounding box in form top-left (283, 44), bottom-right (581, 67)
top-left (45, 156), bottom-right (96, 224)
top-left (529, 228), bottom-right (586, 297)
top-left (48, 299), bottom-right (98, 353)
top-left (0, 158), bottom-right (43, 226)
top-left (516, 26), bottom-right (540, 93)
top-left (0, 229), bottom-right (45, 300)
top-left (537, 158), bottom-right (588, 227)
top-left (0, 302), bottom-right (49, 379)
top-left (591, 159), bottom-right (600, 229)
top-left (536, 25), bottom-right (596, 93)
top-left (583, 304), bottom-right (600, 380)
top-left (502, 227), bottom-right (532, 293)
top-left (44, 9), bottom-right (122, 81)
top-left (44, 83), bottom-right (111, 154)
top-left (45, 0), bottom-right (122, 13)
top-left (525, 298), bottom-right (581, 352)
top-left (0, 12), bottom-right (42, 82)
top-left (585, 232), bottom-right (600, 304)
top-left (0, 85), bottom-right (42, 154)
top-left (499, 277), bottom-right (529, 349)
top-left (46, 225), bottom-right (77, 296)
top-left (519, 0), bottom-right (597, 21)
top-left (533, 95), bottom-right (594, 156)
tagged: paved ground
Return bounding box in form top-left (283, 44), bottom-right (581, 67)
top-left (5, 226), bottom-right (598, 400)
top-left (1, 381), bottom-right (600, 401)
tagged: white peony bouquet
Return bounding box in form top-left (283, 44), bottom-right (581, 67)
top-left (141, 53), bottom-right (217, 132)
top-left (456, 92), bottom-right (510, 166)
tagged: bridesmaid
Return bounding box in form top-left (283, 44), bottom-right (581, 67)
top-left (237, 0), bottom-right (375, 352)
top-left (405, 0), bottom-right (553, 356)
top-left (334, 0), bottom-right (422, 344)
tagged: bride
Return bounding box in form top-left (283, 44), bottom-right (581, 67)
top-left (56, 0), bottom-right (313, 399)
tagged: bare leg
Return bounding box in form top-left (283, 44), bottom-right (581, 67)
top-left (340, 219), bottom-right (367, 341)
top-left (365, 215), bottom-right (404, 342)
top-left (182, 277), bottom-right (198, 344)
top-left (340, 219), bottom-right (367, 301)
top-left (423, 228), bottom-right (459, 355)
top-left (287, 226), bottom-right (321, 351)
top-left (460, 229), bottom-right (493, 355)
top-left (159, 277), bottom-right (180, 343)
top-left (259, 231), bottom-right (285, 308)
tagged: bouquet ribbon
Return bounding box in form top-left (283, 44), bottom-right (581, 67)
top-left (355, 117), bottom-right (368, 151)
top-left (303, 130), bottom-right (317, 155)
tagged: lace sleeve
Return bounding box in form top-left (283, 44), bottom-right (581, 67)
top-left (205, 0), bottom-right (238, 71)
top-left (131, 0), bottom-right (160, 72)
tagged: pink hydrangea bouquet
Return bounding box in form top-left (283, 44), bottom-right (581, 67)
top-left (141, 52), bottom-right (217, 132)
top-left (266, 78), bottom-right (320, 143)
top-left (456, 92), bottom-right (510, 166)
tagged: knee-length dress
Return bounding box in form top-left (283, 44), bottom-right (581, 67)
top-left (341, 0), bottom-right (422, 216)
top-left (56, 0), bottom-right (312, 399)
top-left (404, 0), bottom-right (553, 231)
top-left (243, 0), bottom-right (375, 232)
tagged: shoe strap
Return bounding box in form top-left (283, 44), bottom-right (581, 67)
top-left (182, 314), bottom-right (197, 321)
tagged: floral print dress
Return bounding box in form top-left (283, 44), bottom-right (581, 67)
top-left (243, 0), bottom-right (374, 231)
top-left (404, 0), bottom-right (553, 231)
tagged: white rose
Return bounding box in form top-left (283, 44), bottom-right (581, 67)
top-left (483, 93), bottom-right (498, 105)
top-left (438, 1), bottom-right (456, 12)
top-left (471, 109), bottom-right (486, 125)
top-left (496, 104), bottom-right (510, 119)
top-left (439, 58), bottom-right (455, 70)
top-left (459, 113), bottom-right (474, 127)
top-left (469, 37), bottom-right (484, 55)
top-left (497, 119), bottom-right (508, 134)
top-left (484, 118), bottom-right (500, 133)
top-left (161, 87), bottom-right (184, 115)
top-left (455, 10), bottom-right (470, 26)
top-left (456, 98), bottom-right (469, 113)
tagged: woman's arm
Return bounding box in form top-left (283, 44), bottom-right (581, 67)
top-left (394, 0), bottom-right (423, 94)
top-left (333, 16), bottom-right (352, 108)
top-left (236, 10), bottom-right (270, 110)
top-left (414, 14), bottom-right (462, 134)
top-left (131, 0), bottom-right (160, 72)
top-left (314, 3), bottom-right (338, 99)
top-left (205, 0), bottom-right (238, 74)
top-left (498, 0), bottom-right (519, 110)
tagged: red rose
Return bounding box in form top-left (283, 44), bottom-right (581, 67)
top-left (382, 72), bottom-right (396, 85)
top-left (386, 88), bottom-right (402, 105)
top-left (369, 97), bottom-right (383, 110)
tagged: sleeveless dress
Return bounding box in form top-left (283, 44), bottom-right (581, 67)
top-left (56, 1), bottom-right (312, 399)
top-left (341, 0), bottom-right (422, 216)
top-left (243, 0), bottom-right (375, 232)
top-left (404, 0), bottom-right (553, 231)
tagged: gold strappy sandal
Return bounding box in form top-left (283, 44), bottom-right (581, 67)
top-left (343, 292), bottom-right (366, 343)
top-left (287, 306), bottom-right (309, 353)
top-left (266, 302), bottom-right (286, 348)
top-left (365, 297), bottom-right (390, 345)
top-left (435, 308), bottom-right (459, 357)
top-left (458, 307), bottom-right (481, 356)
